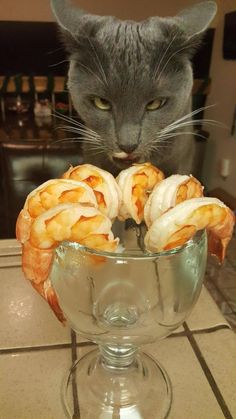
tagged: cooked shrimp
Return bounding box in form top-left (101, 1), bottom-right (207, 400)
top-left (16, 179), bottom-right (97, 244)
top-left (144, 174), bottom-right (203, 227)
top-left (32, 279), bottom-right (66, 323)
top-left (23, 203), bottom-right (118, 282)
top-left (62, 164), bottom-right (121, 220)
top-left (21, 203), bottom-right (119, 321)
top-left (116, 162), bottom-right (164, 224)
top-left (144, 197), bottom-right (235, 262)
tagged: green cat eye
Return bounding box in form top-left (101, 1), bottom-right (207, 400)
top-left (146, 98), bottom-right (166, 111)
top-left (93, 97), bottom-right (111, 111)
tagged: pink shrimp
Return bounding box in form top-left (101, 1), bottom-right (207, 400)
top-left (144, 174), bottom-right (203, 227)
top-left (16, 178), bottom-right (97, 244)
top-left (20, 203), bottom-right (119, 322)
top-left (62, 164), bottom-right (122, 220)
top-left (116, 162), bottom-right (164, 224)
top-left (144, 197), bottom-right (235, 262)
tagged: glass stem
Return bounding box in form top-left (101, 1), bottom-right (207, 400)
top-left (99, 344), bottom-right (138, 369)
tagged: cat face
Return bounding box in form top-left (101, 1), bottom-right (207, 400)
top-left (67, 20), bottom-right (194, 168)
top-left (51, 1), bottom-right (217, 171)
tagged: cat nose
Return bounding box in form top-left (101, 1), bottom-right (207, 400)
top-left (119, 143), bottom-right (137, 154)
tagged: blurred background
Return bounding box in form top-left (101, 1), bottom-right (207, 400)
top-left (0, 0), bottom-right (235, 239)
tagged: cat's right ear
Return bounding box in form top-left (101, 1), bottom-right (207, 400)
top-left (50, 0), bottom-right (106, 54)
top-left (50, 0), bottom-right (86, 34)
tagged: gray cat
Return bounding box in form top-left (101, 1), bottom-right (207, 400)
top-left (51, 0), bottom-right (217, 176)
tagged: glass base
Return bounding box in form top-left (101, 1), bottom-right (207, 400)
top-left (62, 348), bottom-right (172, 419)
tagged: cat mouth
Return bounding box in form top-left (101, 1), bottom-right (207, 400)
top-left (112, 152), bottom-right (140, 165)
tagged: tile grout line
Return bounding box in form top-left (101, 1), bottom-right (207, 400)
top-left (0, 325), bottom-right (230, 355)
top-left (168, 324), bottom-right (231, 338)
top-left (0, 342), bottom-right (73, 355)
top-left (0, 340), bottom-right (95, 355)
top-left (0, 264), bottom-right (22, 269)
top-left (70, 329), bottom-right (81, 419)
top-left (183, 322), bottom-right (233, 419)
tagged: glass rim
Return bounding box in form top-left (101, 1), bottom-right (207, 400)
top-left (55, 230), bottom-right (206, 260)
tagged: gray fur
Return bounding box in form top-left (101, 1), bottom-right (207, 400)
top-left (51, 1), bottom-right (217, 176)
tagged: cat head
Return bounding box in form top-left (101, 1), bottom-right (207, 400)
top-left (51, 0), bottom-right (217, 170)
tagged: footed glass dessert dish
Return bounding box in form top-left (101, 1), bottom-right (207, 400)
top-left (50, 221), bottom-right (207, 418)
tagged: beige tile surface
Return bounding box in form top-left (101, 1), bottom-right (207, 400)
top-left (0, 337), bottom-right (231, 419)
top-left (0, 348), bottom-right (71, 419)
top-left (195, 329), bottom-right (236, 418)
top-left (0, 240), bottom-right (235, 419)
top-left (186, 286), bottom-right (230, 331)
top-left (49, 339), bottom-right (226, 419)
top-left (0, 267), bottom-right (71, 348)
top-left (145, 337), bottom-right (225, 419)
top-left (0, 238), bottom-right (21, 267)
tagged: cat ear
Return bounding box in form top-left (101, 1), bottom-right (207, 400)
top-left (50, 0), bottom-right (106, 55)
top-left (176, 1), bottom-right (217, 39)
top-left (50, 0), bottom-right (86, 34)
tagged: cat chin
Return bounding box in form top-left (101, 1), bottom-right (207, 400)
top-left (111, 156), bottom-right (141, 168)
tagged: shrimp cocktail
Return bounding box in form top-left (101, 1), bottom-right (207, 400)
top-left (16, 162), bottom-right (235, 418)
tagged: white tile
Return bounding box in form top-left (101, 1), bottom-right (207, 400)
top-left (196, 329), bottom-right (236, 418)
top-left (186, 286), bottom-right (230, 331)
top-left (0, 348), bottom-right (71, 419)
top-left (0, 267), bottom-right (71, 348)
top-left (145, 337), bottom-right (225, 419)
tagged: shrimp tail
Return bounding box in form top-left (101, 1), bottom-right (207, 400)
top-left (32, 281), bottom-right (66, 324)
top-left (207, 232), bottom-right (225, 263)
top-left (208, 210), bottom-right (235, 262)
top-left (22, 241), bottom-right (54, 284)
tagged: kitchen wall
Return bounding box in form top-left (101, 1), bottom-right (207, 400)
top-left (202, 0), bottom-right (236, 197)
top-left (1, 0), bottom-right (235, 196)
top-left (0, 0), bottom-right (203, 21)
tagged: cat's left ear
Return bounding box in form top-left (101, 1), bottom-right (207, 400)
top-left (176, 1), bottom-right (217, 39)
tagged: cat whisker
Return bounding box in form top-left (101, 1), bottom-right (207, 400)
top-left (49, 138), bottom-right (78, 145)
top-left (87, 37), bottom-right (109, 88)
top-left (52, 111), bottom-right (95, 132)
top-left (149, 144), bottom-right (173, 151)
top-left (56, 125), bottom-right (101, 140)
top-left (70, 62), bottom-right (105, 87)
top-left (161, 119), bottom-right (226, 136)
top-left (153, 31), bottom-right (179, 80)
top-left (51, 135), bottom-right (102, 145)
top-left (159, 130), bottom-right (208, 141)
top-left (49, 59), bottom-right (70, 68)
top-left (52, 113), bottom-right (99, 137)
top-left (52, 111), bottom-right (81, 126)
top-left (143, 137), bottom-right (172, 152)
top-left (53, 123), bottom-right (90, 133)
top-left (156, 42), bottom-right (190, 82)
top-left (55, 129), bottom-right (101, 143)
top-left (89, 149), bottom-right (107, 157)
top-left (50, 138), bottom-right (106, 154)
top-left (163, 105), bottom-right (216, 130)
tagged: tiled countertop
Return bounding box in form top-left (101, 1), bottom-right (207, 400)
top-left (0, 240), bottom-right (236, 419)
